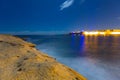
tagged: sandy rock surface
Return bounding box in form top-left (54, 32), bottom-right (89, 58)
top-left (0, 34), bottom-right (86, 80)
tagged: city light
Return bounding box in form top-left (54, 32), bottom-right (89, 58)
top-left (70, 29), bottom-right (120, 36)
top-left (84, 31), bottom-right (99, 35)
top-left (99, 32), bottom-right (105, 35)
top-left (110, 32), bottom-right (120, 34)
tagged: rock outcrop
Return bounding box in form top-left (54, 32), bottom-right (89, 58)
top-left (0, 34), bottom-right (86, 80)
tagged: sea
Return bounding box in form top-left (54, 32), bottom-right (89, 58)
top-left (17, 34), bottom-right (120, 80)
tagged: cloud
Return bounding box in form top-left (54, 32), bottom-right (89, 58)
top-left (60, 0), bottom-right (86, 10)
top-left (60, 0), bottom-right (74, 10)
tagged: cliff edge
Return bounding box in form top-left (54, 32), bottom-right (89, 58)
top-left (0, 34), bottom-right (86, 80)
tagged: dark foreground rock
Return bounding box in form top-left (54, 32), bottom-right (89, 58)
top-left (0, 34), bottom-right (86, 80)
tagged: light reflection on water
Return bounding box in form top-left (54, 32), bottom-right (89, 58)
top-left (18, 35), bottom-right (120, 80)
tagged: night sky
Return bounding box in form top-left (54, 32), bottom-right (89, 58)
top-left (0, 0), bottom-right (120, 33)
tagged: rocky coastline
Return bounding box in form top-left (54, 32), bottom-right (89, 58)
top-left (0, 34), bottom-right (86, 80)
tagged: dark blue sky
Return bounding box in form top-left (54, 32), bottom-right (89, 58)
top-left (0, 0), bottom-right (120, 33)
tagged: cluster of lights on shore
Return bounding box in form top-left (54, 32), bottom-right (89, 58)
top-left (84, 31), bottom-right (120, 35)
top-left (71, 29), bottom-right (120, 35)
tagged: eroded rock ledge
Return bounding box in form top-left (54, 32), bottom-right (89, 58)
top-left (0, 34), bottom-right (86, 80)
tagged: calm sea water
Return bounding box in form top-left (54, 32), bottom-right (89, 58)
top-left (17, 35), bottom-right (120, 80)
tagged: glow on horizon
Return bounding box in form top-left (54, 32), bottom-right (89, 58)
top-left (99, 32), bottom-right (105, 35)
top-left (83, 31), bottom-right (120, 35)
top-left (110, 32), bottom-right (120, 34)
top-left (84, 31), bottom-right (99, 35)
